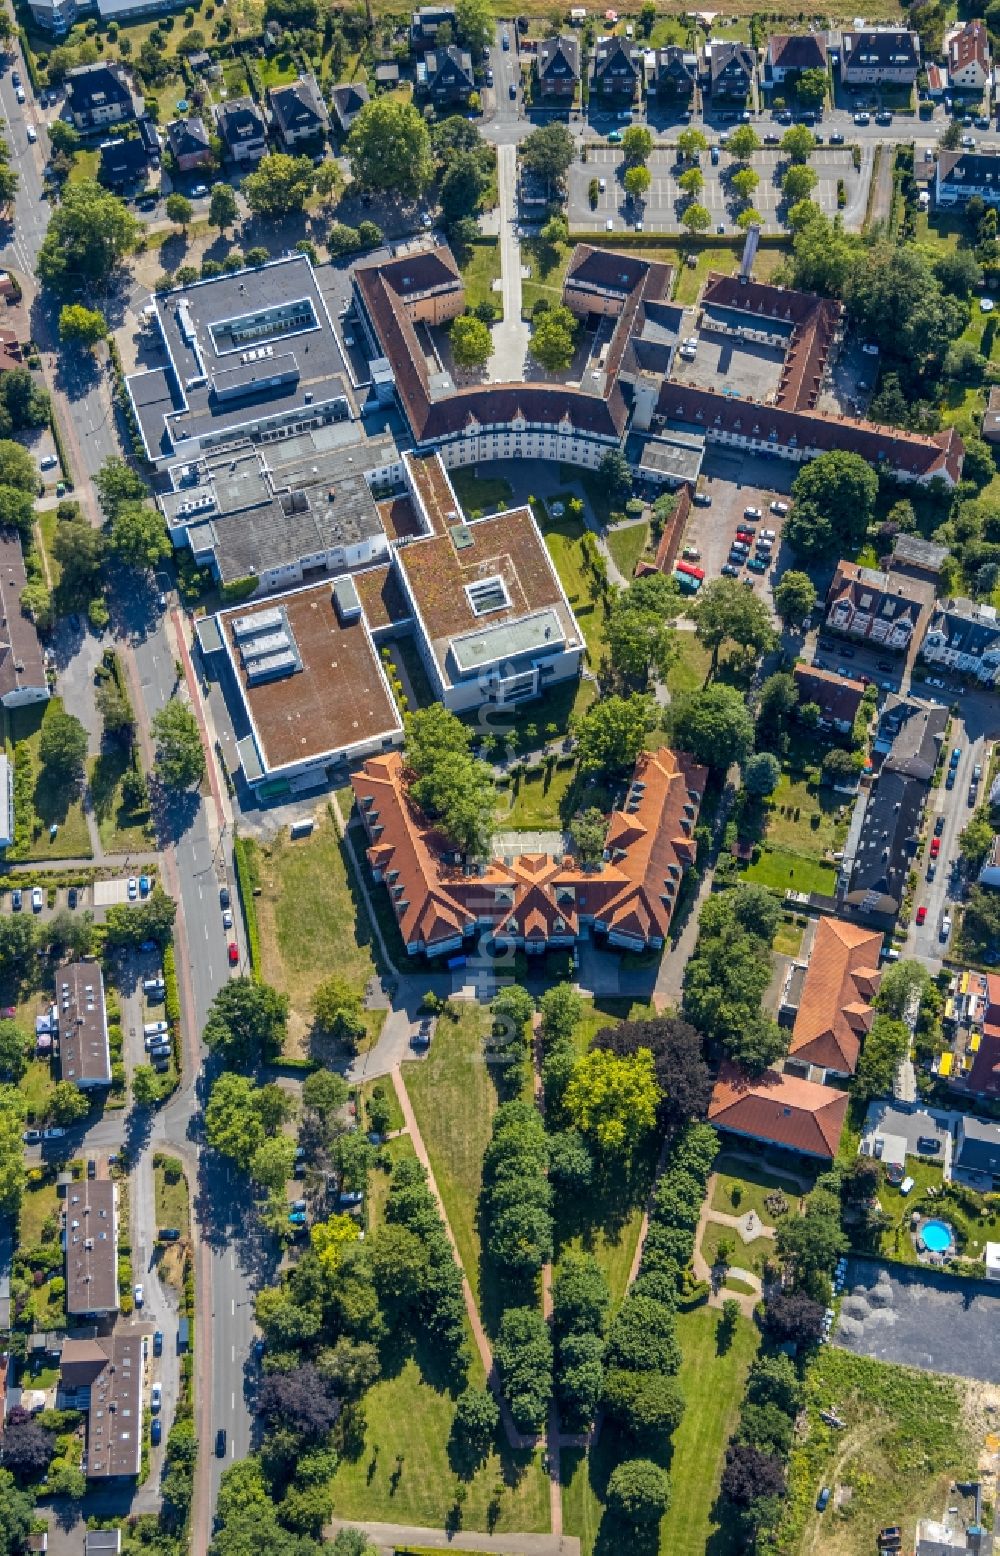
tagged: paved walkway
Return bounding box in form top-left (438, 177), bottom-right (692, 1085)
top-left (491, 142), bottom-right (530, 382)
top-left (326, 1520), bottom-right (581, 1555)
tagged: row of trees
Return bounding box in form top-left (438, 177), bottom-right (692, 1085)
top-left (682, 884), bottom-right (787, 1072)
top-left (405, 704), bottom-right (495, 857)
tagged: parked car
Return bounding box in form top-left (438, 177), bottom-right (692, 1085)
top-left (930, 837), bottom-right (941, 858)
top-left (743, 505), bottom-right (762, 520)
top-left (153, 1330), bottom-right (163, 1356)
top-left (222, 909), bottom-right (233, 930)
top-left (219, 885), bottom-right (230, 909)
top-left (10, 890), bottom-right (20, 912)
top-left (816, 1487), bottom-right (831, 1512)
top-left (134, 1283), bottom-right (144, 1307)
top-left (926, 861), bottom-right (936, 882)
top-left (830, 130), bottom-right (845, 144)
top-left (748, 557), bottom-right (767, 573)
top-left (22, 1129), bottom-right (41, 1144)
top-left (721, 563), bottom-right (739, 577)
top-left (87, 1158), bottom-right (96, 1178)
top-left (916, 1136), bottom-right (941, 1154)
top-left (950, 746), bottom-right (962, 767)
top-left (769, 501), bottom-right (788, 516)
top-left (854, 111), bottom-right (869, 125)
top-left (288, 1210), bottom-right (307, 1226)
top-left (139, 875), bottom-right (150, 896)
top-left (934, 814), bottom-right (945, 836)
top-left (42, 1126), bottom-right (66, 1140)
top-left (916, 905), bottom-right (927, 925)
top-left (228, 942), bottom-right (239, 966)
top-left (151, 1418), bottom-right (162, 1447)
top-left (159, 1228), bottom-right (181, 1242)
top-left (946, 769), bottom-right (956, 790)
top-left (940, 914), bottom-right (953, 942)
top-left (31, 888), bottom-right (42, 913)
top-left (151, 1383), bottom-right (162, 1413)
top-left (692, 491), bottom-right (712, 506)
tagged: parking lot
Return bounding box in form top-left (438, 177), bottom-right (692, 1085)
top-left (678, 447), bottom-right (795, 610)
top-left (566, 146), bottom-right (867, 233)
top-left (835, 1257), bottom-right (1000, 1383)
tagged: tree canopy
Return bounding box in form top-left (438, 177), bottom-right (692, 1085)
top-left (347, 97), bottom-right (434, 196)
top-left (564, 1047), bottom-right (658, 1159)
top-left (243, 154), bottom-right (315, 217)
top-left (151, 699), bottom-right (205, 789)
top-left (38, 707), bottom-right (88, 785)
top-left (773, 569), bottom-right (818, 627)
top-left (203, 978), bottom-right (289, 1069)
top-left (520, 122), bottom-right (575, 183)
top-left (574, 693), bottom-right (654, 775)
top-left (37, 181), bottom-right (140, 292)
top-left (786, 450), bottom-right (879, 558)
top-left (669, 682), bottom-right (754, 770)
top-left (695, 577), bottom-right (775, 671)
top-left (405, 705), bottom-right (495, 856)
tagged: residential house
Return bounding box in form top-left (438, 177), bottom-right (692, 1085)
top-left (85, 1534), bottom-right (122, 1555)
top-left (927, 63), bottom-right (950, 97)
top-left (410, 2), bottom-right (456, 49)
top-left (840, 694), bottom-right (947, 915)
top-left (891, 533), bottom-right (950, 580)
top-left (786, 916), bottom-right (883, 1079)
top-left (60, 1336), bottom-right (143, 1482)
top-left (58, 960), bottom-right (112, 1090)
top-left (0, 531), bottom-right (49, 709)
top-left (952, 1114), bottom-right (1000, 1188)
top-left (793, 663), bottom-right (866, 734)
top-left (268, 74), bottom-right (328, 148)
top-left (984, 384), bottom-right (1000, 443)
top-left (921, 597), bottom-right (1000, 685)
top-left (948, 19), bottom-right (991, 93)
top-left (98, 135), bottom-right (150, 191)
top-left (375, 62), bottom-right (401, 89)
top-left (215, 98), bottom-right (268, 165)
top-left (708, 41), bottom-right (756, 99)
top-left (936, 149), bottom-right (1000, 209)
top-left (765, 32), bottom-right (828, 84)
top-left (654, 45), bottom-right (698, 96)
top-left (962, 973), bottom-right (1000, 1101)
top-left (64, 1179), bottom-right (118, 1318)
top-left (330, 81), bottom-right (370, 134)
top-left (354, 743), bottom-right (706, 957)
top-left (537, 35), bottom-right (581, 98)
top-left (591, 35), bottom-right (643, 99)
top-left (708, 1064), bottom-right (849, 1160)
top-left (423, 45), bottom-right (475, 103)
top-left (825, 561), bottom-right (923, 651)
top-left (165, 115), bottom-right (212, 173)
top-left (66, 62), bottom-right (136, 133)
top-left (839, 28), bottom-right (920, 86)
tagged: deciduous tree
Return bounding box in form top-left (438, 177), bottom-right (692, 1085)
top-left (243, 153), bottom-right (315, 217)
top-left (574, 693), bottom-right (654, 775)
top-left (606, 1458), bottom-right (671, 1524)
top-left (450, 312), bottom-right (492, 368)
top-left (37, 181), bottom-right (140, 291)
top-left (564, 1047), bottom-right (658, 1158)
top-left (347, 98), bottom-right (433, 196)
top-left (773, 568), bottom-right (817, 626)
top-left (669, 682), bottom-right (754, 770)
top-left (203, 978), bottom-right (289, 1069)
top-left (58, 303), bottom-right (106, 348)
top-left (151, 699), bottom-right (205, 789)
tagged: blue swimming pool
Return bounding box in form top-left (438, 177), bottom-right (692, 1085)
top-left (922, 1219), bottom-right (954, 1254)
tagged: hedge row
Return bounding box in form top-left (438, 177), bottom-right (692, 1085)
top-left (48, 407), bottom-right (73, 486)
top-left (232, 832), bottom-right (261, 981)
top-left (163, 942), bottom-right (182, 1081)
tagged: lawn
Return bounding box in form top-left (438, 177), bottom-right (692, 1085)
top-left (457, 239), bottom-right (502, 314)
top-left (367, 1134), bottom-right (418, 1232)
top-left (153, 1156), bottom-right (189, 1237)
top-left (777, 1348), bottom-right (974, 1556)
top-left (744, 845), bottom-right (839, 896)
top-left (19, 1176), bottom-right (60, 1248)
top-left (404, 1002), bottom-right (499, 1310)
top-left (700, 1219), bottom-right (773, 1276)
top-left (561, 1306), bottom-right (759, 1556)
top-left (710, 1155), bottom-right (811, 1223)
top-left (773, 917), bottom-right (806, 957)
top-left (672, 241), bottom-right (789, 306)
top-left (535, 508), bottom-right (608, 668)
top-left (765, 772), bottom-right (850, 859)
top-left (666, 632), bottom-right (712, 698)
top-left (328, 1355), bottom-right (550, 1534)
top-left (449, 466), bottom-right (513, 516)
top-left (7, 700), bottom-right (93, 863)
top-left (19, 1059), bottom-right (56, 1126)
top-left (359, 1077), bottom-right (406, 1137)
top-left (605, 521), bottom-right (648, 580)
top-left (499, 759), bottom-right (578, 830)
top-left (874, 1158), bottom-right (1000, 1267)
top-left (250, 814), bottom-right (384, 1057)
top-left (35, 510), bottom-right (61, 588)
top-left (521, 236), bottom-right (573, 317)
top-left (89, 747), bottom-right (154, 856)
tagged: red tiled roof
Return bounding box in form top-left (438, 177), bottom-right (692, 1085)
top-left (351, 744), bottom-right (706, 952)
top-left (949, 18), bottom-right (990, 73)
top-left (793, 663), bottom-right (866, 726)
top-left (708, 1064), bottom-right (849, 1158)
top-left (788, 916), bottom-right (883, 1074)
top-left (767, 32), bottom-right (828, 70)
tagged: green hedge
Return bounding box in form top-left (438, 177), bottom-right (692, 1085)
top-left (48, 407), bottom-right (72, 486)
top-left (232, 832), bottom-right (261, 981)
top-left (163, 943), bottom-right (182, 1078)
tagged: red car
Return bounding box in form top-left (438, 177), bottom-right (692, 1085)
top-left (916, 905), bottom-right (927, 925)
top-left (227, 942), bottom-right (239, 966)
top-left (930, 837), bottom-right (941, 859)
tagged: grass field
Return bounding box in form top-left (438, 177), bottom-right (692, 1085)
top-left (153, 1156), bottom-right (189, 1236)
top-left (710, 1155), bottom-right (811, 1224)
top-left (777, 1348), bottom-right (974, 1556)
top-left (666, 632), bottom-right (712, 697)
top-left (8, 700), bottom-right (92, 862)
top-left (773, 917), bottom-right (806, 957)
top-left (89, 747), bottom-right (154, 855)
top-left (19, 1059), bottom-right (56, 1126)
top-left (404, 1003), bottom-right (499, 1308)
top-left (328, 1355), bottom-right (550, 1534)
top-left (561, 1306), bottom-right (759, 1556)
top-left (765, 772), bottom-right (850, 858)
top-left (367, 1134), bottom-right (418, 1232)
top-left (745, 845), bottom-right (838, 896)
top-left (250, 815), bottom-right (384, 1057)
top-left (606, 521), bottom-right (648, 580)
top-left (522, 236), bottom-right (573, 316)
top-left (499, 760), bottom-right (578, 830)
top-left (672, 241), bottom-right (789, 305)
top-left (35, 510), bottom-right (62, 588)
top-left (19, 1176), bottom-right (60, 1248)
top-left (536, 507), bottom-right (608, 669)
top-left (458, 240), bottom-right (502, 314)
top-left (700, 1219), bottom-right (773, 1276)
top-left (449, 467), bottom-right (513, 516)
top-left (359, 1077), bottom-right (406, 1137)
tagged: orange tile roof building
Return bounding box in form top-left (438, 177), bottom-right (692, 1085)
top-left (352, 744), bottom-right (707, 957)
top-left (708, 1064), bottom-right (849, 1160)
top-left (787, 916), bottom-right (883, 1077)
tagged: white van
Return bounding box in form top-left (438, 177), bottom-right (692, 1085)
top-left (144, 1021), bottom-right (169, 1039)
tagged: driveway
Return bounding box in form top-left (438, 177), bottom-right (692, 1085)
top-left (834, 1258), bottom-right (1000, 1383)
